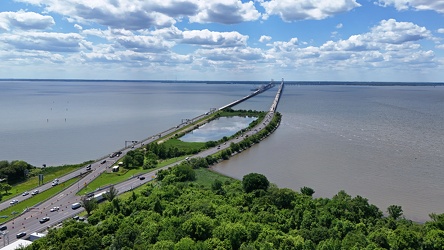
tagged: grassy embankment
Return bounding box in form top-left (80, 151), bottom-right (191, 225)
top-left (2, 162), bottom-right (90, 201)
top-left (0, 177), bottom-right (80, 224)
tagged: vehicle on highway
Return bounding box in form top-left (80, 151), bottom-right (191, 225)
top-left (16, 232), bottom-right (26, 239)
top-left (86, 164), bottom-right (92, 171)
top-left (101, 160), bottom-right (106, 164)
top-left (22, 191), bottom-right (29, 196)
top-left (39, 217), bottom-right (50, 224)
top-left (10, 199), bottom-right (18, 205)
top-left (31, 189), bottom-right (39, 195)
top-left (139, 176), bottom-right (145, 180)
top-left (52, 179), bottom-right (59, 186)
top-left (50, 206), bottom-right (60, 212)
top-left (0, 225), bottom-right (7, 231)
top-left (71, 202), bottom-right (81, 209)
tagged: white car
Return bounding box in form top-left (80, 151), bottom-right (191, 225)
top-left (10, 200), bottom-right (18, 205)
top-left (22, 191), bottom-right (29, 196)
top-left (50, 207), bottom-right (60, 212)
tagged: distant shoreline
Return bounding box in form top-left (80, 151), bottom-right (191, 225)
top-left (0, 78), bottom-right (443, 86)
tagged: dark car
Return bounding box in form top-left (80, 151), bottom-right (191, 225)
top-left (139, 176), bottom-right (145, 180)
top-left (39, 217), bottom-right (50, 224)
top-left (16, 232), bottom-right (26, 239)
top-left (101, 160), bottom-right (106, 164)
top-left (0, 225), bottom-right (7, 231)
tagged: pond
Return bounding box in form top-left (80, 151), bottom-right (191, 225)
top-left (180, 116), bottom-right (257, 142)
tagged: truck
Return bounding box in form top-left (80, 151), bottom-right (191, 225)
top-left (88, 191), bottom-right (109, 203)
top-left (71, 202), bottom-right (81, 209)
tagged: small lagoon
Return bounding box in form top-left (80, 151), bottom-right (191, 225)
top-left (180, 116), bottom-right (256, 142)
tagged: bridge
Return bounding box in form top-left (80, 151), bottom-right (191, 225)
top-left (0, 79), bottom-right (284, 247)
top-left (218, 79), bottom-right (276, 110)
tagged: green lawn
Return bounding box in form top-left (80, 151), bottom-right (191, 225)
top-left (194, 168), bottom-right (236, 188)
top-left (0, 177), bottom-right (80, 224)
top-left (2, 163), bottom-right (89, 202)
top-left (162, 139), bottom-right (206, 151)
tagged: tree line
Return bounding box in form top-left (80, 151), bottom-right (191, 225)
top-left (27, 166), bottom-right (444, 249)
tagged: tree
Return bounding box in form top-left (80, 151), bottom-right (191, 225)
top-left (242, 173), bottom-right (269, 193)
top-left (172, 164), bottom-right (196, 182)
top-left (104, 185), bottom-right (118, 202)
top-left (300, 186), bottom-right (315, 196)
top-left (387, 205), bottom-right (403, 220)
top-left (80, 196), bottom-right (98, 216)
top-left (0, 183), bottom-right (12, 195)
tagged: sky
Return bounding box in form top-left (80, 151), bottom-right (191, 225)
top-left (0, 0), bottom-right (443, 82)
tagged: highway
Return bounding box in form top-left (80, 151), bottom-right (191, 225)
top-left (0, 80), bottom-right (284, 246)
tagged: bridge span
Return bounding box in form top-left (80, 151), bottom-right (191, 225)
top-left (218, 80), bottom-right (276, 110)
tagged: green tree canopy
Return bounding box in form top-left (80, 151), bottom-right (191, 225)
top-left (242, 173), bottom-right (269, 193)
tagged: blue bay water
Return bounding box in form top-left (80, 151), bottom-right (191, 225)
top-left (1, 81), bottom-right (444, 222)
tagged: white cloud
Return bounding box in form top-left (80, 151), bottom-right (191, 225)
top-left (190, 0), bottom-right (261, 24)
top-left (15, 0), bottom-right (260, 30)
top-left (259, 35), bottom-right (272, 43)
top-left (262, 19), bottom-right (437, 76)
top-left (268, 38), bottom-right (299, 52)
top-left (115, 35), bottom-right (175, 53)
top-left (181, 29), bottom-right (248, 48)
top-left (0, 10), bottom-right (54, 31)
top-left (0, 31), bottom-right (83, 52)
top-left (437, 28), bottom-right (444, 34)
top-left (260, 0), bottom-right (360, 21)
top-left (196, 47), bottom-right (264, 62)
top-left (378, 0), bottom-right (444, 13)
top-left (336, 23), bottom-right (343, 29)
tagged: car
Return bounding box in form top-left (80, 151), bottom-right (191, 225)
top-left (78, 217), bottom-right (85, 221)
top-left (31, 190), bottom-right (39, 195)
top-left (10, 199), bottom-right (18, 205)
top-left (101, 160), bottom-right (106, 164)
top-left (139, 176), bottom-right (145, 180)
top-left (73, 215), bottom-right (79, 220)
top-left (39, 217), bottom-right (50, 224)
top-left (0, 225), bottom-right (7, 231)
top-left (87, 192), bottom-right (94, 198)
top-left (50, 206), bottom-right (60, 212)
top-left (22, 191), bottom-right (29, 196)
top-left (16, 232), bottom-right (26, 239)
top-left (86, 164), bottom-right (92, 171)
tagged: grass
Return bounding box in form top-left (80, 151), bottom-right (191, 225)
top-left (2, 163), bottom-right (89, 202)
top-left (162, 139), bottom-right (206, 152)
top-left (194, 168), bottom-right (236, 188)
top-left (0, 177), bottom-right (80, 224)
top-left (103, 168), bottom-right (235, 201)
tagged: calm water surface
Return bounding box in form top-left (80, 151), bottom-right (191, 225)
top-left (1, 81), bottom-right (443, 222)
top-left (180, 116), bottom-right (256, 142)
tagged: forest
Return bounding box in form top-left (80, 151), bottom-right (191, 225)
top-left (26, 164), bottom-right (444, 250)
